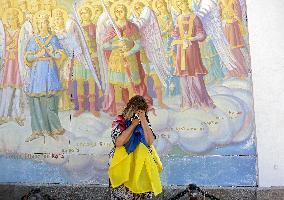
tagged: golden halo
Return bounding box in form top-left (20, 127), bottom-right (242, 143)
top-left (152, 0), bottom-right (169, 14)
top-left (131, 0), bottom-right (150, 17)
top-left (110, 0), bottom-right (131, 20)
top-left (16, 0), bottom-right (27, 6)
top-left (91, 0), bottom-right (103, 9)
top-left (32, 10), bottom-right (52, 30)
top-left (172, 0), bottom-right (193, 13)
top-left (78, 4), bottom-right (95, 21)
top-left (2, 7), bottom-right (24, 26)
top-left (51, 8), bottom-right (68, 28)
top-left (41, 0), bottom-right (57, 9)
top-left (27, 0), bottom-right (42, 14)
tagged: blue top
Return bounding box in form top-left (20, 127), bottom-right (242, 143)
top-left (25, 35), bottom-right (64, 96)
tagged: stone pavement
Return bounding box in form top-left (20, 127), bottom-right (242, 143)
top-left (0, 184), bottom-right (284, 200)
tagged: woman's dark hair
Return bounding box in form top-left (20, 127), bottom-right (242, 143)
top-left (122, 95), bottom-right (148, 119)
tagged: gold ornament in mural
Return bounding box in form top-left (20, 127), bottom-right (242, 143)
top-left (0, 0), bottom-right (255, 188)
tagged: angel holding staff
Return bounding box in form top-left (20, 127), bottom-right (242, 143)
top-left (101, 0), bottom-right (154, 116)
top-left (24, 10), bottom-right (66, 142)
top-left (0, 8), bottom-right (25, 126)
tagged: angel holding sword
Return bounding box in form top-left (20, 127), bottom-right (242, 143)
top-left (0, 8), bottom-right (25, 126)
top-left (101, 0), bottom-right (154, 116)
top-left (172, 0), bottom-right (215, 109)
top-left (74, 4), bottom-right (101, 117)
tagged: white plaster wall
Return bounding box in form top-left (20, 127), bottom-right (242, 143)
top-left (247, 0), bottom-right (284, 187)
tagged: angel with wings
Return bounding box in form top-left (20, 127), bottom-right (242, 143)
top-left (0, 8), bottom-right (25, 126)
top-left (130, 0), bottom-right (170, 109)
top-left (151, 0), bottom-right (182, 97)
top-left (172, 0), bottom-right (215, 109)
top-left (218, 0), bottom-right (248, 78)
top-left (73, 4), bottom-right (102, 117)
top-left (100, 0), bottom-right (154, 116)
top-left (189, 0), bottom-right (224, 84)
top-left (52, 7), bottom-right (101, 117)
top-left (23, 10), bottom-right (66, 142)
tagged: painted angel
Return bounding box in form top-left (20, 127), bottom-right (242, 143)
top-left (192, 0), bottom-right (225, 84)
top-left (0, 8), bottom-right (25, 126)
top-left (21, 10), bottom-right (66, 142)
top-left (191, 0), bottom-right (248, 78)
top-left (72, 4), bottom-right (102, 117)
top-left (218, 0), bottom-right (248, 77)
top-left (99, 0), bottom-right (154, 116)
top-left (171, 0), bottom-right (215, 109)
top-left (130, 0), bottom-right (170, 109)
top-left (151, 0), bottom-right (181, 97)
top-left (51, 7), bottom-right (101, 117)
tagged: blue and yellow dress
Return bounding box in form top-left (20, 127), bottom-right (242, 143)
top-left (108, 115), bottom-right (163, 199)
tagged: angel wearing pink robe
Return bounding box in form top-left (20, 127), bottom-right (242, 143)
top-left (0, 8), bottom-right (25, 126)
top-left (219, 0), bottom-right (248, 77)
top-left (172, 12), bottom-right (215, 109)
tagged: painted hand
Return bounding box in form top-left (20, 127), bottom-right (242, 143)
top-left (36, 48), bottom-right (46, 58)
top-left (46, 45), bottom-right (54, 57)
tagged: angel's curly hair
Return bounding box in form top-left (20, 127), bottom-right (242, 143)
top-left (122, 95), bottom-right (148, 119)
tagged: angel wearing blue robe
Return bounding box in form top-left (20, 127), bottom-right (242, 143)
top-left (23, 11), bottom-right (66, 142)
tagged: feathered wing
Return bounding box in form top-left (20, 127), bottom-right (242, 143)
top-left (96, 12), bottom-right (110, 93)
top-left (131, 7), bottom-right (170, 87)
top-left (170, 6), bottom-right (179, 26)
top-left (18, 20), bottom-right (33, 92)
top-left (237, 0), bottom-right (251, 67)
top-left (195, 0), bottom-right (238, 70)
top-left (0, 20), bottom-right (5, 75)
top-left (66, 17), bottom-right (101, 90)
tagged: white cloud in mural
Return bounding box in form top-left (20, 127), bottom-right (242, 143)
top-left (0, 78), bottom-right (255, 182)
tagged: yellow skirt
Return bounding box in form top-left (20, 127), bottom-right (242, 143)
top-left (108, 144), bottom-right (163, 196)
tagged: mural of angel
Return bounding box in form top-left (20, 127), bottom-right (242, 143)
top-left (151, 0), bottom-right (181, 97)
top-left (52, 7), bottom-right (102, 117)
top-left (218, 0), bottom-right (248, 78)
top-left (101, 0), bottom-right (154, 116)
top-left (74, 4), bottom-right (101, 117)
top-left (23, 11), bottom-right (66, 142)
top-left (172, 0), bottom-right (215, 109)
top-left (130, 0), bottom-right (170, 109)
top-left (0, 8), bottom-right (25, 126)
top-left (52, 8), bottom-right (75, 112)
